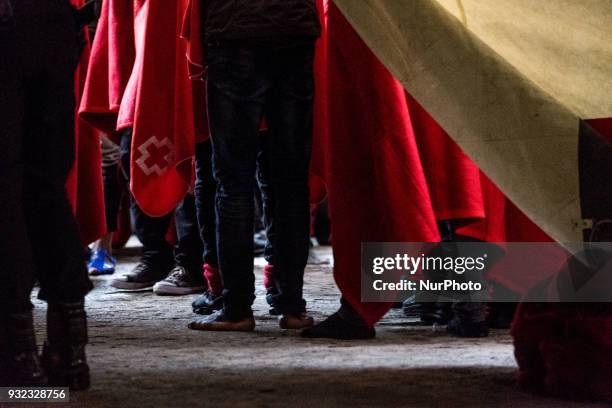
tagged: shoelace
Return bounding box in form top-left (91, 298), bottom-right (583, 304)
top-left (167, 266), bottom-right (187, 281)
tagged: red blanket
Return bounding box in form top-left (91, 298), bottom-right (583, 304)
top-left (324, 3), bottom-right (440, 325)
top-left (79, 0), bottom-right (135, 137)
top-left (66, 0), bottom-right (106, 245)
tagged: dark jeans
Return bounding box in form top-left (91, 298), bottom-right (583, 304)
top-left (194, 140), bottom-right (219, 267)
top-left (0, 0), bottom-right (92, 313)
top-left (102, 163), bottom-right (121, 232)
top-left (206, 42), bottom-right (315, 319)
top-left (118, 129), bottom-right (202, 272)
top-left (101, 136), bottom-right (122, 233)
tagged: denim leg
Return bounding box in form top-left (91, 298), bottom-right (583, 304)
top-left (256, 131), bottom-right (275, 265)
top-left (174, 193), bottom-right (204, 274)
top-left (206, 46), bottom-right (268, 320)
top-left (264, 43), bottom-right (315, 314)
top-left (194, 140), bottom-right (218, 267)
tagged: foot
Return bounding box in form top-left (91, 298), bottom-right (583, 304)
top-left (188, 310), bottom-right (255, 332)
top-left (402, 297), bottom-right (453, 325)
top-left (88, 249), bottom-right (116, 276)
top-left (301, 312), bottom-right (375, 340)
top-left (279, 313), bottom-right (314, 330)
top-left (42, 301), bottom-right (90, 391)
top-left (153, 266), bottom-right (206, 296)
top-left (110, 262), bottom-right (168, 290)
top-left (192, 290), bottom-right (224, 315)
top-left (307, 249), bottom-right (330, 265)
top-left (446, 317), bottom-right (489, 338)
top-left (4, 312), bottom-right (48, 387)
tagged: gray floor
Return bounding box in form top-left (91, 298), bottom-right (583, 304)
top-left (21, 244), bottom-right (608, 408)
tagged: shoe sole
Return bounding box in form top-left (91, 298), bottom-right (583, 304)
top-left (279, 318), bottom-right (315, 330)
top-left (89, 268), bottom-right (115, 276)
top-left (188, 320), bottom-right (256, 332)
top-left (110, 280), bottom-right (156, 290)
top-left (153, 283), bottom-right (206, 296)
top-left (192, 305), bottom-right (222, 315)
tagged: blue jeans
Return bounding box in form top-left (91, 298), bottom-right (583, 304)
top-left (206, 41), bottom-right (315, 320)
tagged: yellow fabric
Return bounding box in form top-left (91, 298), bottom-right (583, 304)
top-left (333, 0), bottom-right (612, 243)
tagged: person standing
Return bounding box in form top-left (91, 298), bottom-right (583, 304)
top-left (189, 0), bottom-right (321, 331)
top-left (0, 0), bottom-right (93, 388)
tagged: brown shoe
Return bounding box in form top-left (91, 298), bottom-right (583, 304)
top-left (279, 313), bottom-right (314, 330)
top-left (188, 310), bottom-right (255, 332)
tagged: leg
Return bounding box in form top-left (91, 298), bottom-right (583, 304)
top-left (153, 194), bottom-right (206, 296)
top-left (111, 128), bottom-right (174, 289)
top-left (194, 140), bottom-right (219, 269)
top-left (264, 43), bottom-right (315, 317)
top-left (17, 0), bottom-right (91, 389)
top-left (0, 2), bottom-right (45, 386)
top-left (190, 45), bottom-right (266, 330)
top-left (192, 140), bottom-right (225, 314)
top-left (89, 136), bottom-right (121, 275)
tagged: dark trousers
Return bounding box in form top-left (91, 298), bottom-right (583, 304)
top-left (194, 140), bottom-right (219, 267)
top-left (0, 0), bottom-right (92, 313)
top-left (118, 128), bottom-right (204, 271)
top-left (100, 136), bottom-right (122, 233)
top-left (206, 42), bottom-right (315, 319)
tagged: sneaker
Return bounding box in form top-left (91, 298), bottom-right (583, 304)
top-left (188, 310), bottom-right (255, 332)
top-left (153, 266), bottom-right (206, 296)
top-left (279, 313), bottom-right (314, 330)
top-left (192, 290), bottom-right (224, 315)
top-left (88, 249), bottom-right (116, 276)
top-left (110, 262), bottom-right (167, 290)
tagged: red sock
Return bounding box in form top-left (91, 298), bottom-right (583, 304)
top-left (263, 264), bottom-right (274, 291)
top-left (203, 264), bottom-right (222, 296)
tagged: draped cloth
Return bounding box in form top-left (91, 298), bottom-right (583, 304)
top-left (327, 1), bottom-right (612, 401)
top-left (332, 0), bottom-right (612, 245)
top-left (66, 0), bottom-right (106, 245)
top-left (81, 0), bottom-right (204, 217)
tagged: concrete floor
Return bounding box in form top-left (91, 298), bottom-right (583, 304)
top-left (20, 244), bottom-right (609, 408)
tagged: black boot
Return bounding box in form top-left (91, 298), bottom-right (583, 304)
top-left (1, 312), bottom-right (47, 387)
top-left (41, 300), bottom-right (90, 390)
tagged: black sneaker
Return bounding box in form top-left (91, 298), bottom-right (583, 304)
top-left (153, 266), bottom-right (206, 296)
top-left (192, 290), bottom-right (224, 314)
top-left (110, 262), bottom-right (168, 290)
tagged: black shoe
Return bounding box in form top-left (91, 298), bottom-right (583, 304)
top-left (301, 312), bottom-right (375, 340)
top-left (402, 296), bottom-right (453, 325)
top-left (3, 312), bottom-right (47, 387)
top-left (446, 316), bottom-right (489, 338)
top-left (192, 290), bottom-right (224, 315)
top-left (41, 301), bottom-right (90, 391)
top-left (110, 261), bottom-right (169, 290)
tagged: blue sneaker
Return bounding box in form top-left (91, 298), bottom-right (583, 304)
top-left (88, 249), bottom-right (117, 276)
